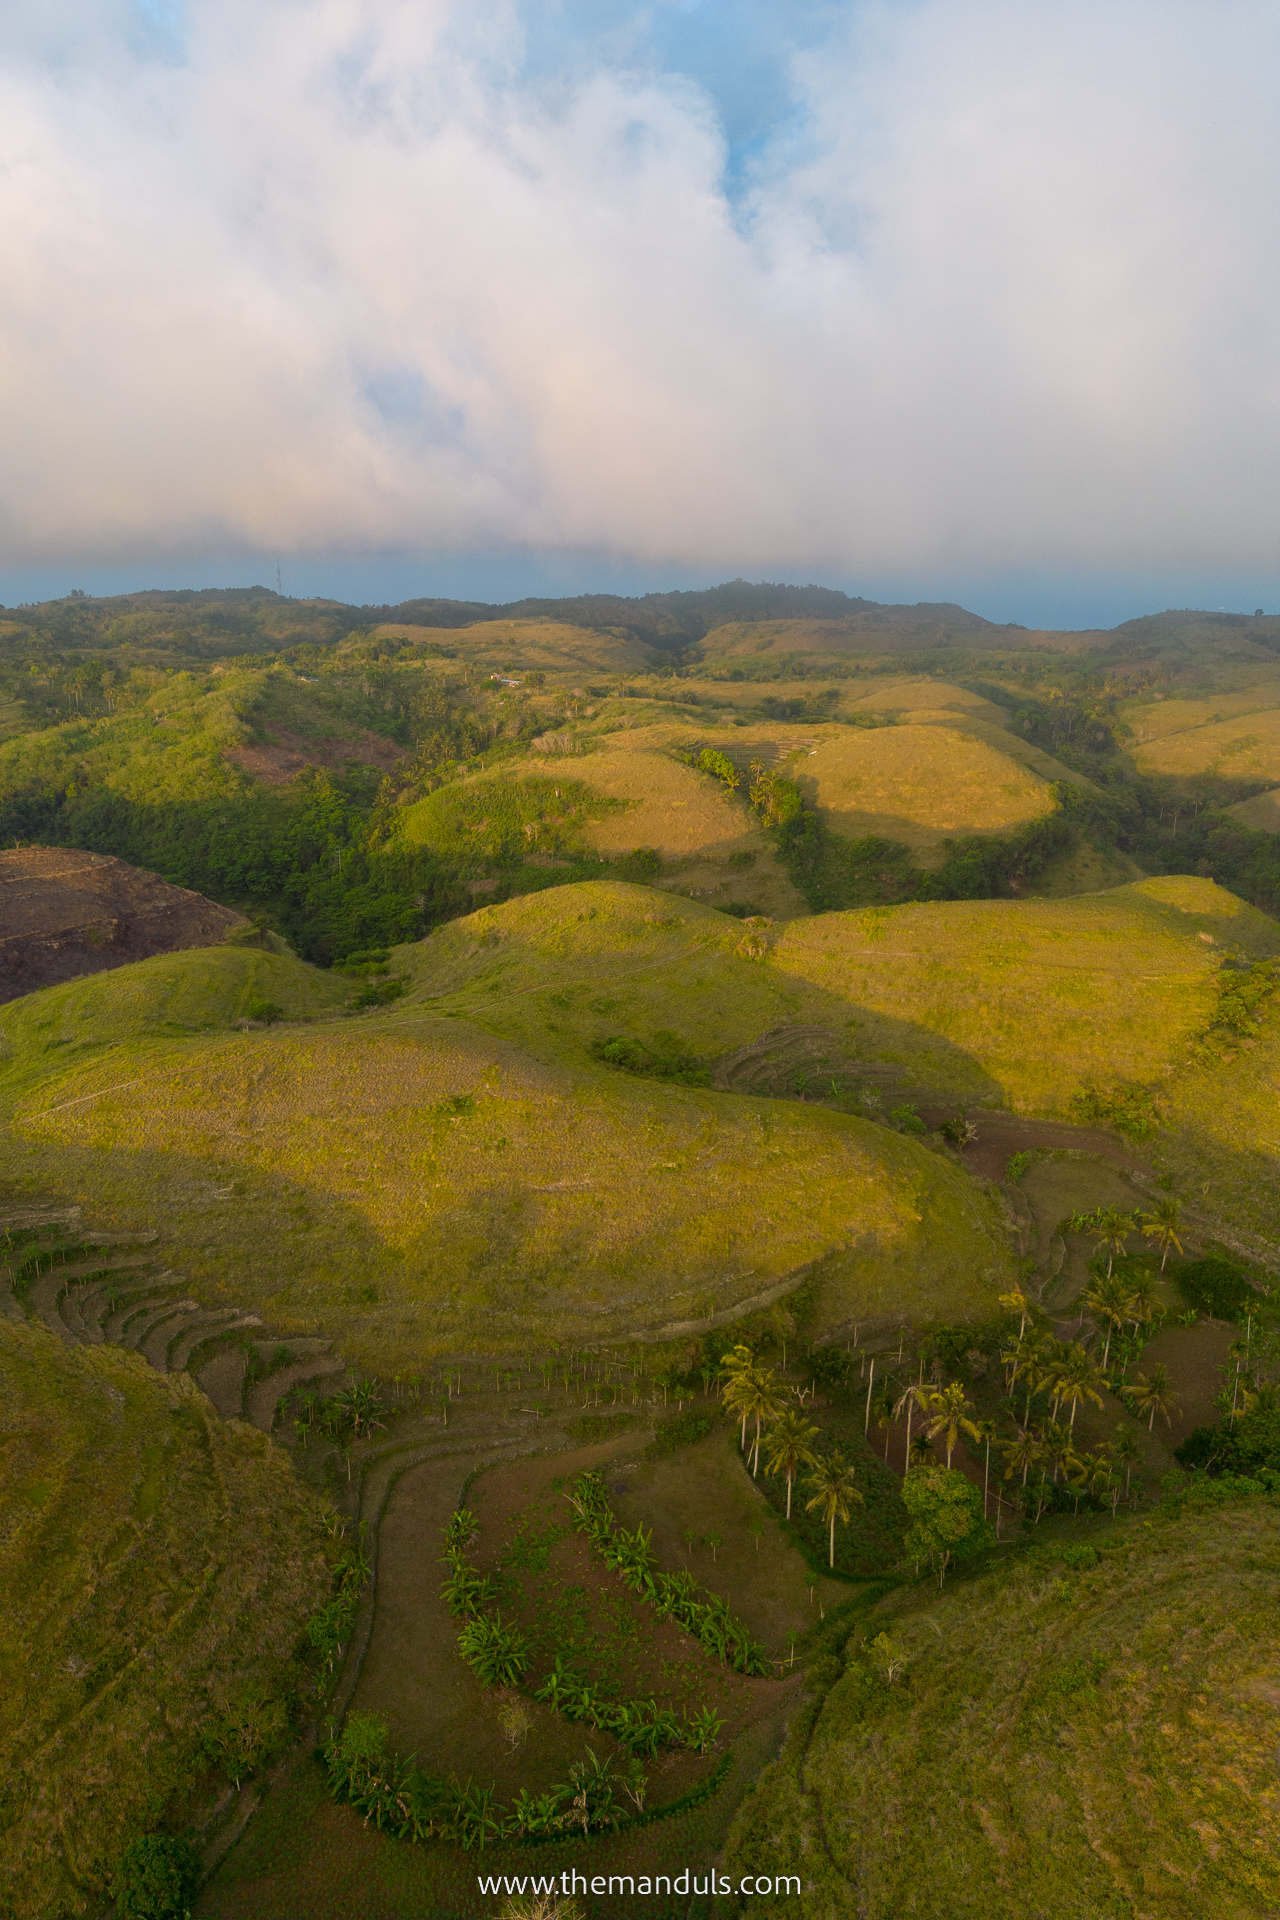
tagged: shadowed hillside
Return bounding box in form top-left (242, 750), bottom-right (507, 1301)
top-left (0, 1316), bottom-right (332, 1920)
top-left (724, 1489), bottom-right (1280, 1918)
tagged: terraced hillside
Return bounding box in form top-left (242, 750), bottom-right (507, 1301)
top-left (0, 906), bottom-right (1016, 1368)
top-left (724, 1491), bottom-right (1280, 1918)
top-left (0, 1306), bottom-right (332, 1920)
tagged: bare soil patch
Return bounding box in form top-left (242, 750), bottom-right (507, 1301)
top-left (0, 846), bottom-right (246, 1003)
top-left (224, 726), bottom-right (406, 786)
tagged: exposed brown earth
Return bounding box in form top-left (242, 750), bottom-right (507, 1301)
top-left (0, 845), bottom-right (247, 1003)
top-left (224, 726), bottom-right (406, 786)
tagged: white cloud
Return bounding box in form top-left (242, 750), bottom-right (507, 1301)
top-left (0, 0), bottom-right (1276, 577)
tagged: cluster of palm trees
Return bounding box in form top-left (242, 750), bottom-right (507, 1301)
top-left (1069, 1198), bottom-right (1183, 1275)
top-left (719, 1347), bottom-right (863, 1566)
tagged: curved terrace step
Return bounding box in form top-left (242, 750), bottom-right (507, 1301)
top-left (247, 1354), bottom-right (347, 1434)
top-left (139, 1303), bottom-right (203, 1369)
top-left (195, 1347), bottom-right (250, 1421)
top-left (102, 1283), bottom-right (177, 1343)
top-left (168, 1312), bottom-right (263, 1373)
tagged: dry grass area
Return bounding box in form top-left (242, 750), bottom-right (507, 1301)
top-left (725, 1494), bottom-right (1280, 1918)
top-left (771, 876), bottom-right (1280, 1114)
top-left (0, 1320), bottom-right (331, 1920)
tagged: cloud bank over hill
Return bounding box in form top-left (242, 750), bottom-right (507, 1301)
top-left (2, 1), bottom-right (1277, 583)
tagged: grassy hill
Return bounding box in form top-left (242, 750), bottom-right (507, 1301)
top-left (770, 876), bottom-right (1280, 1112)
top-left (724, 1489), bottom-right (1280, 1918)
top-left (1128, 679), bottom-right (1280, 787)
top-left (0, 1317), bottom-right (331, 1920)
top-left (0, 900), bottom-right (1017, 1368)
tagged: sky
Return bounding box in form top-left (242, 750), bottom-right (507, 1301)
top-left (2, 0), bottom-right (1277, 628)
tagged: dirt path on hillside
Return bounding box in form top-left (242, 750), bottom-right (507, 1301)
top-left (916, 1110), bottom-right (1150, 1184)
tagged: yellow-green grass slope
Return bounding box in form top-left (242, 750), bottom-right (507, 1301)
top-left (771, 876), bottom-right (1280, 1113)
top-left (724, 1492), bottom-right (1280, 1919)
top-left (405, 873), bottom-right (1276, 1118)
top-left (404, 876), bottom-right (1280, 1250)
top-left (1125, 674), bottom-right (1280, 784)
top-left (395, 701), bottom-right (1094, 913)
top-left (0, 905), bottom-right (1015, 1368)
top-left (396, 725), bottom-right (810, 919)
top-left (0, 1319), bottom-right (331, 1920)
top-left (372, 617), bottom-right (659, 681)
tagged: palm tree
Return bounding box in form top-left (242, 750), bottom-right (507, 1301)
top-left (1126, 1273), bottom-right (1160, 1335)
top-left (1052, 1344), bottom-right (1107, 1432)
top-left (1041, 1419), bottom-right (1074, 1485)
top-left (870, 1379), bottom-right (897, 1461)
top-left (762, 1409), bottom-right (820, 1518)
top-left (1082, 1273), bottom-right (1133, 1370)
top-left (973, 1417), bottom-right (998, 1517)
top-left (910, 1433), bottom-right (935, 1465)
top-left (1139, 1199), bottom-right (1184, 1271)
top-left (998, 1286), bottom-right (1032, 1338)
top-left (1113, 1423), bottom-right (1142, 1494)
top-left (741, 1371), bottom-right (784, 1476)
top-left (803, 1454), bottom-right (864, 1568)
top-left (1131, 1363), bottom-right (1180, 1431)
top-left (1067, 1446), bottom-right (1114, 1515)
top-left (923, 1382), bottom-right (980, 1468)
top-left (719, 1346), bottom-right (760, 1450)
top-left (1001, 1426), bottom-right (1044, 1488)
top-left (1092, 1207), bottom-right (1136, 1277)
top-left (893, 1381), bottom-right (929, 1474)
top-left (1005, 1333), bottom-right (1051, 1423)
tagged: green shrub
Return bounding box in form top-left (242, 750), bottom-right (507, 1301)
top-left (1178, 1409), bottom-right (1280, 1477)
top-left (591, 1032), bottom-right (709, 1086)
top-left (243, 996), bottom-right (284, 1024)
top-left (458, 1612), bottom-right (529, 1688)
top-left (1176, 1256), bottom-right (1255, 1320)
top-left (615, 846), bottom-right (662, 880)
top-left (353, 977), bottom-right (405, 1009)
top-left (698, 748), bottom-right (740, 789)
top-left (644, 1404), bottom-right (719, 1457)
top-left (1068, 1082), bottom-right (1161, 1139)
top-left (113, 1834), bottom-right (202, 1920)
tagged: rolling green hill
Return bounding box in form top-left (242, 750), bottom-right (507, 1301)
top-left (0, 1318), bottom-right (331, 1920)
top-left (0, 902), bottom-right (1017, 1368)
top-left (724, 1489), bottom-right (1280, 1918)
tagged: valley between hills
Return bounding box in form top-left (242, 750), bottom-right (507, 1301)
top-left (3, 580), bottom-right (1280, 1920)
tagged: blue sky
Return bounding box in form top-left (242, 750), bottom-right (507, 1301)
top-left (1, 0), bottom-right (1277, 627)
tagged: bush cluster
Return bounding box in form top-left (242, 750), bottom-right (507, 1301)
top-left (565, 1471), bottom-right (772, 1675)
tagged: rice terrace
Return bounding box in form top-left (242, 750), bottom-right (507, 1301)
top-left (5, 580), bottom-right (1280, 1920)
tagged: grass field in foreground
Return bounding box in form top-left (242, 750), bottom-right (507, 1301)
top-left (0, 1320), bottom-right (330, 1920)
top-left (725, 1492), bottom-right (1280, 1918)
top-left (0, 915), bottom-right (1014, 1366)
